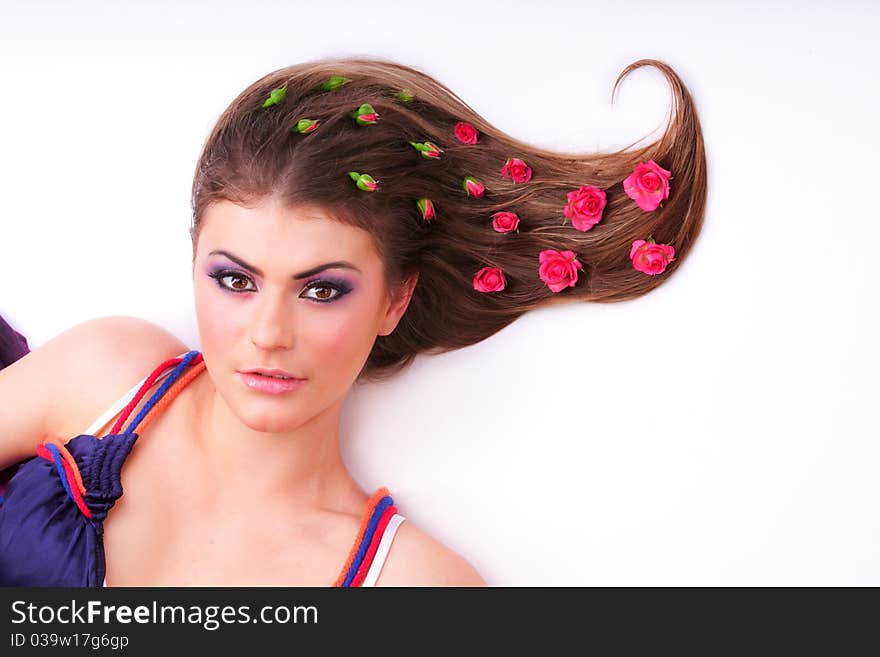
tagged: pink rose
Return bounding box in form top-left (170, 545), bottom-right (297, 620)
top-left (492, 211), bottom-right (519, 233)
top-left (473, 266), bottom-right (506, 292)
top-left (623, 160), bottom-right (672, 211)
top-left (501, 158), bottom-right (532, 183)
top-left (538, 249), bottom-right (583, 293)
top-left (455, 121), bottom-right (479, 144)
top-left (463, 176), bottom-right (485, 198)
top-left (630, 239), bottom-right (676, 275)
top-left (563, 185), bottom-right (606, 231)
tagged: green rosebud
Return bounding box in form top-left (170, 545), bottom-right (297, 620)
top-left (293, 119), bottom-right (319, 134)
top-left (349, 103), bottom-right (378, 126)
top-left (396, 88), bottom-right (414, 102)
top-left (408, 141), bottom-right (442, 159)
top-left (416, 198), bottom-right (435, 221)
top-left (322, 75), bottom-right (351, 91)
top-left (262, 85), bottom-right (287, 108)
top-left (348, 171), bottom-right (378, 192)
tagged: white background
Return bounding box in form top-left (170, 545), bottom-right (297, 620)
top-left (1, 0), bottom-right (877, 585)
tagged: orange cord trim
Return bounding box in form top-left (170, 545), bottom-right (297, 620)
top-left (136, 360), bottom-right (207, 435)
top-left (333, 486), bottom-right (390, 587)
top-left (97, 374), bottom-right (168, 439)
top-left (42, 434), bottom-right (86, 496)
top-left (27, 357), bottom-right (206, 519)
top-left (109, 357), bottom-right (185, 436)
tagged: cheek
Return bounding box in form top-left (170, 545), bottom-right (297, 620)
top-left (193, 279), bottom-right (246, 355)
top-left (299, 300), bottom-right (378, 367)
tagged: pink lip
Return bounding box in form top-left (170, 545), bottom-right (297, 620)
top-left (243, 367), bottom-right (302, 378)
top-left (239, 372), bottom-right (307, 394)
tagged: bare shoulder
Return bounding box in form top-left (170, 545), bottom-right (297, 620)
top-left (0, 315), bottom-right (189, 466)
top-left (65, 315), bottom-right (188, 363)
top-left (48, 316), bottom-right (190, 438)
top-left (374, 519), bottom-right (487, 587)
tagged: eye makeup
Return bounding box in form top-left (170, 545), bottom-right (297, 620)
top-left (206, 266), bottom-right (354, 304)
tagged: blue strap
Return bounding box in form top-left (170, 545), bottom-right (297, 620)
top-left (342, 495), bottom-right (394, 587)
top-left (44, 442), bottom-right (76, 506)
top-left (123, 350), bottom-right (200, 435)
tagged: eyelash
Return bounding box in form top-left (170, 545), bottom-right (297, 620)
top-left (208, 271), bottom-right (351, 304)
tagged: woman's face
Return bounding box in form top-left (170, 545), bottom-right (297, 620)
top-left (192, 198), bottom-right (411, 434)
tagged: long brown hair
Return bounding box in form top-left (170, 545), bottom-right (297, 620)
top-left (190, 56), bottom-right (707, 382)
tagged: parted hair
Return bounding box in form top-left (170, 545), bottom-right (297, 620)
top-left (189, 56), bottom-right (707, 382)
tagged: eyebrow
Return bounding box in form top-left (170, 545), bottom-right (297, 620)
top-left (208, 250), bottom-right (361, 279)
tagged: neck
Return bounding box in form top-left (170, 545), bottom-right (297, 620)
top-left (186, 370), bottom-right (360, 511)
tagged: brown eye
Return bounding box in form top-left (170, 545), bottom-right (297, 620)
top-left (301, 282), bottom-right (346, 303)
top-left (211, 271), bottom-right (256, 293)
top-left (226, 274), bottom-right (254, 291)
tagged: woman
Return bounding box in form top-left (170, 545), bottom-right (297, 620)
top-left (0, 55), bottom-right (706, 586)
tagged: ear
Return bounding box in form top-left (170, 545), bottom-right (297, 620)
top-left (378, 271), bottom-right (419, 337)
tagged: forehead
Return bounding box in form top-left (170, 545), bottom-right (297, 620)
top-left (199, 199), bottom-right (378, 268)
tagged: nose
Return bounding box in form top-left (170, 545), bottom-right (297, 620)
top-left (249, 287), bottom-right (295, 351)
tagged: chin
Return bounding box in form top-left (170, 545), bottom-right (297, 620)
top-left (217, 378), bottom-right (305, 430)
top-left (235, 404), bottom-right (306, 435)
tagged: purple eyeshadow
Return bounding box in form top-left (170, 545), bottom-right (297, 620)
top-left (205, 262), bottom-right (354, 303)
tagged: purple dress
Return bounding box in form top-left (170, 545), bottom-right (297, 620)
top-left (0, 314), bottom-right (29, 368)
top-left (0, 350), bottom-right (202, 586)
top-left (0, 315), bottom-right (30, 500)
